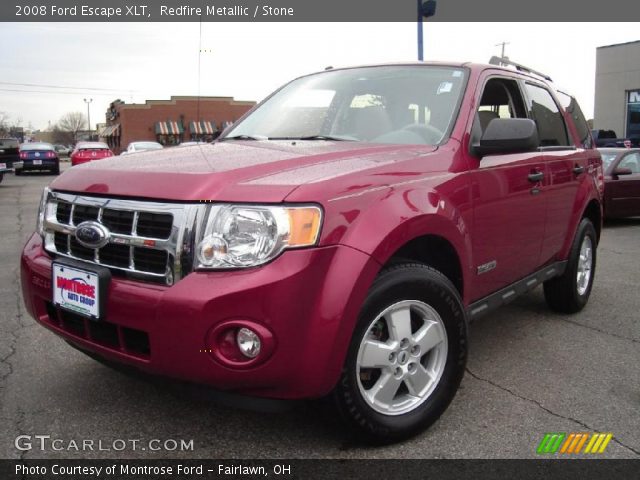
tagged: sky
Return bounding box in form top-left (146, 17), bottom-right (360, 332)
top-left (1, 22), bottom-right (638, 131)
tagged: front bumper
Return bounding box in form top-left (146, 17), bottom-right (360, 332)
top-left (21, 233), bottom-right (380, 399)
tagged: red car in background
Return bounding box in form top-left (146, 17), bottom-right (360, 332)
top-left (599, 148), bottom-right (640, 218)
top-left (70, 142), bottom-right (113, 166)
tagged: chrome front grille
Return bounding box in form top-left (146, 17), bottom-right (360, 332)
top-left (43, 191), bottom-right (206, 285)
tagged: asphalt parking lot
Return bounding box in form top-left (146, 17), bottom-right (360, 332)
top-left (0, 163), bottom-right (638, 459)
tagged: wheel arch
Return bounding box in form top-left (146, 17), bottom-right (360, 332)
top-left (582, 199), bottom-right (602, 244)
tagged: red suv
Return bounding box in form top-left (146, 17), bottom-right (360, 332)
top-left (21, 60), bottom-right (603, 443)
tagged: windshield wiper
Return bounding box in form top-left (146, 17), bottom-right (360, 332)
top-left (218, 134), bottom-right (268, 141)
top-left (269, 135), bottom-right (354, 141)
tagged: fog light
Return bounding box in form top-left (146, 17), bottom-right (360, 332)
top-left (236, 327), bottom-right (261, 358)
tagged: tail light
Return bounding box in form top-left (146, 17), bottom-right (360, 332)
top-left (46, 151), bottom-right (56, 158)
top-left (19, 152), bottom-right (28, 159)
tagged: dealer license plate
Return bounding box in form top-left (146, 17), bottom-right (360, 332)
top-left (0, 163), bottom-right (6, 169)
top-left (52, 263), bottom-right (100, 319)
top-left (33, 159), bottom-right (42, 165)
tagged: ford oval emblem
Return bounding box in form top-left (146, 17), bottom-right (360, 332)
top-left (74, 221), bottom-right (110, 249)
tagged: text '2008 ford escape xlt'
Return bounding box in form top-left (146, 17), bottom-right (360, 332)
top-left (21, 58), bottom-right (603, 443)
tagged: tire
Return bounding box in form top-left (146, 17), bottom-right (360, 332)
top-left (0, 173), bottom-right (3, 184)
top-left (334, 263), bottom-right (467, 444)
top-left (544, 218), bottom-right (597, 313)
top-left (52, 165), bottom-right (60, 175)
top-left (14, 169), bottom-right (21, 176)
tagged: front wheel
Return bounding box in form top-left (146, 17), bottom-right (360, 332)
top-left (334, 263), bottom-right (467, 444)
top-left (544, 218), bottom-right (597, 313)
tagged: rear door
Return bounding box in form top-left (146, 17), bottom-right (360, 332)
top-left (523, 85), bottom-right (589, 265)
top-left (467, 74), bottom-right (548, 300)
top-left (607, 151), bottom-right (640, 216)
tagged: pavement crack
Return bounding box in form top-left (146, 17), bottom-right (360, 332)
top-left (554, 316), bottom-right (639, 345)
top-left (0, 183), bottom-right (29, 390)
top-left (466, 367), bottom-right (640, 456)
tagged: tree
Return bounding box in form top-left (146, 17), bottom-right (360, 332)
top-left (58, 112), bottom-right (86, 143)
top-left (0, 112), bottom-right (10, 136)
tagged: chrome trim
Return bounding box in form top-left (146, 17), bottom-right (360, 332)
top-left (42, 191), bottom-right (207, 285)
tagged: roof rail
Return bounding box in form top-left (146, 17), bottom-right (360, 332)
top-left (489, 56), bottom-right (553, 82)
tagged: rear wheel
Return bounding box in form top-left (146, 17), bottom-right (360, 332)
top-left (544, 218), bottom-right (597, 313)
top-left (52, 165), bottom-right (60, 175)
top-left (14, 169), bottom-right (22, 176)
top-left (0, 173), bottom-right (3, 183)
top-left (334, 263), bottom-right (467, 444)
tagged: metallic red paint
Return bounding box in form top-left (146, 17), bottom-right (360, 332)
top-left (21, 63), bottom-right (603, 400)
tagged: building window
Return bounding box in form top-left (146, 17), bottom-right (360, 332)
top-left (627, 90), bottom-right (640, 141)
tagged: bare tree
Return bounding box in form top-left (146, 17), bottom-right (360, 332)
top-left (58, 112), bottom-right (86, 143)
top-left (52, 123), bottom-right (74, 145)
top-left (0, 112), bottom-right (10, 136)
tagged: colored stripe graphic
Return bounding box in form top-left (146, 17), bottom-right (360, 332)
top-left (537, 433), bottom-right (565, 454)
top-left (584, 433), bottom-right (613, 454)
top-left (538, 433), bottom-right (613, 454)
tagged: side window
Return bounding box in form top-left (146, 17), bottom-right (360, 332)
top-left (557, 91), bottom-right (593, 149)
top-left (619, 153), bottom-right (640, 173)
top-left (524, 83), bottom-right (570, 147)
top-left (475, 78), bottom-right (527, 134)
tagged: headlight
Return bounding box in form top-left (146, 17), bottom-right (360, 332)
top-left (36, 187), bottom-right (51, 237)
top-left (196, 204), bottom-right (322, 269)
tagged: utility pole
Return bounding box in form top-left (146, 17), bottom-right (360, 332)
top-left (83, 98), bottom-right (93, 139)
top-left (495, 41), bottom-right (510, 58)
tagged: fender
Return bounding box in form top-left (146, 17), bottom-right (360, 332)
top-left (558, 175), bottom-right (603, 260)
top-left (325, 176), bottom-right (473, 302)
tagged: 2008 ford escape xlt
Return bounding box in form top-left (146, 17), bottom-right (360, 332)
top-left (21, 59), bottom-right (603, 443)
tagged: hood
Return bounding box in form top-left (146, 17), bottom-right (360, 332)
top-left (51, 141), bottom-right (438, 203)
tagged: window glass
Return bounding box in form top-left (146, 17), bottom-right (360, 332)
top-left (619, 152), bottom-right (640, 173)
top-left (524, 83), bottom-right (569, 147)
top-left (600, 152), bottom-right (617, 170)
top-left (475, 78), bottom-right (527, 135)
top-left (0, 139), bottom-right (18, 148)
top-left (557, 91), bottom-right (592, 148)
top-left (226, 66), bottom-right (468, 145)
top-left (627, 91), bottom-right (640, 142)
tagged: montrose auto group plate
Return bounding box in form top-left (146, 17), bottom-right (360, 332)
top-left (52, 263), bottom-right (100, 319)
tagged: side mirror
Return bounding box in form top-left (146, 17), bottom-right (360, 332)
top-left (613, 167), bottom-right (633, 176)
top-left (472, 118), bottom-right (539, 158)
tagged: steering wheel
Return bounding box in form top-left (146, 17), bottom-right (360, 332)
top-left (401, 123), bottom-right (445, 144)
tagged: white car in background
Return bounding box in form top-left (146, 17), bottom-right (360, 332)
top-left (120, 141), bottom-right (163, 155)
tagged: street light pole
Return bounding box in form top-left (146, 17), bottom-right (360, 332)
top-left (418, 1), bottom-right (437, 61)
top-left (417, 0), bottom-right (424, 61)
top-left (83, 98), bottom-right (93, 140)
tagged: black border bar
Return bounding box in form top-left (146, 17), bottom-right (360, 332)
top-left (3, 0), bottom-right (640, 22)
top-left (2, 459), bottom-right (639, 479)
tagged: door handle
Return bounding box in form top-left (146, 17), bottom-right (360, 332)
top-left (528, 172), bottom-right (544, 182)
top-left (573, 165), bottom-right (585, 175)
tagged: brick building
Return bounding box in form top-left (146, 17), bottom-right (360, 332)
top-left (101, 96), bottom-right (255, 154)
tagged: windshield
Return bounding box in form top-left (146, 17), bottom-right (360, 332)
top-left (79, 142), bottom-right (108, 150)
top-left (21, 143), bottom-right (53, 151)
top-left (225, 65), bottom-right (467, 145)
top-left (133, 142), bottom-right (162, 150)
top-left (600, 152), bottom-right (618, 170)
